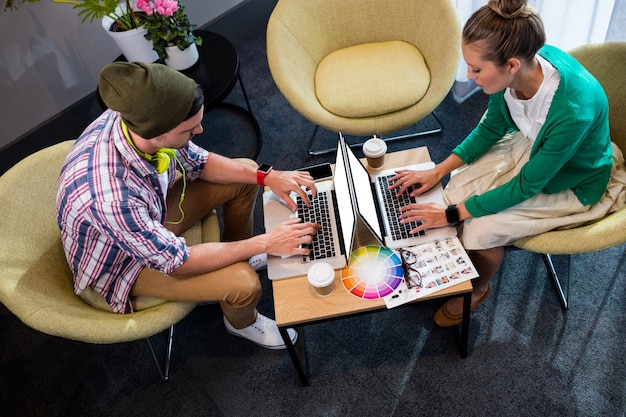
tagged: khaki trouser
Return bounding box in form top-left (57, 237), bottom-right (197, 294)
top-left (133, 159), bottom-right (262, 329)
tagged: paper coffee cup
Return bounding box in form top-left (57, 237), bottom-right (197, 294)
top-left (363, 137), bottom-right (387, 170)
top-left (307, 262), bottom-right (335, 297)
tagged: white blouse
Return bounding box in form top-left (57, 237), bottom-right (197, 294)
top-left (504, 55), bottom-right (560, 143)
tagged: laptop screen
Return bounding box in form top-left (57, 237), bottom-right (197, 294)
top-left (343, 139), bottom-right (384, 244)
top-left (333, 136), bottom-right (356, 258)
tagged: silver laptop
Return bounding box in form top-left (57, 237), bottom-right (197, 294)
top-left (263, 136), bottom-right (355, 280)
top-left (343, 134), bottom-right (457, 249)
top-left (263, 133), bottom-right (456, 280)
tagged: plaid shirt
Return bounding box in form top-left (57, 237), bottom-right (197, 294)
top-left (56, 110), bottom-right (208, 313)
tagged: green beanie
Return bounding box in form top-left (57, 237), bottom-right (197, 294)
top-left (98, 62), bottom-right (196, 139)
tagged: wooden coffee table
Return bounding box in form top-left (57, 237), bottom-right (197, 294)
top-left (272, 146), bottom-right (473, 386)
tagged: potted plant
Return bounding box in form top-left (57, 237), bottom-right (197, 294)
top-left (137, 0), bottom-right (202, 69)
top-left (70, 0), bottom-right (145, 30)
top-left (98, 0), bottom-right (159, 62)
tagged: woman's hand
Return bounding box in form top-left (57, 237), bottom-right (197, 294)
top-left (399, 202), bottom-right (449, 234)
top-left (265, 170), bottom-right (318, 212)
top-left (388, 168), bottom-right (441, 197)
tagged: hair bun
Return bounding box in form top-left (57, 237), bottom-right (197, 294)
top-left (488, 0), bottom-right (534, 19)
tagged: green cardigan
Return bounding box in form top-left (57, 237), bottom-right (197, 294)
top-left (453, 45), bottom-right (613, 218)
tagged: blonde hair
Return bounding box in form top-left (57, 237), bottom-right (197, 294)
top-left (463, 0), bottom-right (545, 66)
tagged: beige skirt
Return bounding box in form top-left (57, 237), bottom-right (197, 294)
top-left (444, 131), bottom-right (626, 250)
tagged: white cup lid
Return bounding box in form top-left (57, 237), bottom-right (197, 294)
top-left (363, 138), bottom-right (387, 158)
top-left (307, 262), bottom-right (335, 287)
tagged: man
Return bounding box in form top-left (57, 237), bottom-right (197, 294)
top-left (56, 62), bottom-right (319, 349)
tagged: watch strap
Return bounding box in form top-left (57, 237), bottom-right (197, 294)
top-left (256, 165), bottom-right (273, 186)
top-left (445, 204), bottom-right (460, 226)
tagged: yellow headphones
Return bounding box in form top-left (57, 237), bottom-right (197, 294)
top-left (120, 120), bottom-right (186, 225)
top-left (121, 120), bottom-right (175, 174)
top-left (144, 148), bottom-right (176, 174)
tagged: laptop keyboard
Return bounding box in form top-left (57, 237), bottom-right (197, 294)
top-left (296, 191), bottom-right (336, 262)
top-left (377, 175), bottom-right (426, 240)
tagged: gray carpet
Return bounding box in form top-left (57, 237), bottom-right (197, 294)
top-left (1, 30), bottom-right (625, 417)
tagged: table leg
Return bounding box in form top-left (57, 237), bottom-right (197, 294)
top-left (455, 291), bottom-right (471, 358)
top-left (279, 326), bottom-right (309, 386)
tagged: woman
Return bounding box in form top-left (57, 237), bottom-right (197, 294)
top-left (389, 0), bottom-right (626, 326)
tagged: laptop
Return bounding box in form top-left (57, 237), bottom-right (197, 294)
top-left (344, 134), bottom-right (457, 250)
top-left (263, 136), bottom-right (354, 280)
top-left (263, 133), bottom-right (456, 280)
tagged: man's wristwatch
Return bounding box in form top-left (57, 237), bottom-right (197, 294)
top-left (256, 164), bottom-right (273, 186)
top-left (445, 204), bottom-right (460, 226)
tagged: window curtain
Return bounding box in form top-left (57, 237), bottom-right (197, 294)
top-left (453, 0), bottom-right (616, 101)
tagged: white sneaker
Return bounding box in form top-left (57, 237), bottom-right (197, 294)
top-left (248, 253), bottom-right (267, 271)
top-left (223, 314), bottom-right (297, 350)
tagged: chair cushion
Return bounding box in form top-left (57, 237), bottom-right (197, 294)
top-left (314, 40), bottom-right (430, 118)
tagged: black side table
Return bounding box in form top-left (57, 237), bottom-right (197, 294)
top-left (100, 30), bottom-right (262, 159)
top-left (182, 30), bottom-right (262, 159)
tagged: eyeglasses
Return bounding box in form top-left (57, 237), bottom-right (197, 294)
top-left (398, 248), bottom-right (422, 289)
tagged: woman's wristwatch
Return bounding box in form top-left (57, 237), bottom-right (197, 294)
top-left (445, 204), bottom-right (460, 226)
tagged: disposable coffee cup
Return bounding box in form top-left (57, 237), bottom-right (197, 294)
top-left (363, 137), bottom-right (387, 170)
top-left (307, 262), bottom-right (335, 297)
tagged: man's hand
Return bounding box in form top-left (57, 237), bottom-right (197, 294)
top-left (266, 218), bottom-right (320, 257)
top-left (265, 170), bottom-right (318, 211)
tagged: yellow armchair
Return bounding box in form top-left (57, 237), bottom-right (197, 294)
top-left (266, 0), bottom-right (461, 154)
top-left (512, 42), bottom-right (626, 308)
top-left (0, 140), bottom-right (220, 380)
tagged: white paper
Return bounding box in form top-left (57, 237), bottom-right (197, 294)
top-left (384, 237), bottom-right (478, 309)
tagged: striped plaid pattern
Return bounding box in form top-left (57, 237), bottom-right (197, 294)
top-left (56, 110), bottom-right (208, 313)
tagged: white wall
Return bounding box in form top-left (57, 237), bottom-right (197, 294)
top-left (0, 0), bottom-right (243, 149)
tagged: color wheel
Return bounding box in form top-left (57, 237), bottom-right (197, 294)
top-left (341, 246), bottom-right (403, 299)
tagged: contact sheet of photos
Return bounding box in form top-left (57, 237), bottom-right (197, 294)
top-left (384, 237), bottom-right (478, 309)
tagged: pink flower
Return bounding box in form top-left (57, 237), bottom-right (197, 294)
top-left (136, 0), bottom-right (179, 16)
top-left (136, 0), bottom-right (155, 15)
top-left (154, 0), bottom-right (179, 16)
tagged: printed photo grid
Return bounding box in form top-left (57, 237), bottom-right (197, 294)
top-left (384, 237), bottom-right (478, 309)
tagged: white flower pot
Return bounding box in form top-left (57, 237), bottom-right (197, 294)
top-left (101, 11), bottom-right (158, 63)
top-left (164, 43), bottom-right (199, 71)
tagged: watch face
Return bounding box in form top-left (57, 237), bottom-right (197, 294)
top-left (258, 163), bottom-right (272, 173)
top-left (446, 205), bottom-right (460, 224)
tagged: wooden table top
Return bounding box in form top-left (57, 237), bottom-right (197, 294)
top-left (272, 146), bottom-right (473, 327)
